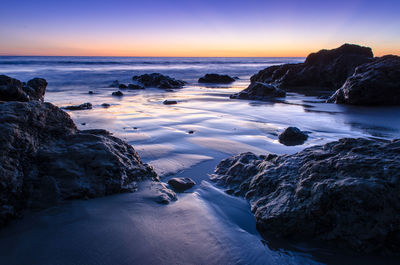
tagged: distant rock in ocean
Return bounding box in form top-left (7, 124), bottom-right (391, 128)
top-left (63, 102), bottom-right (93, 110)
top-left (132, 73), bottom-right (185, 89)
top-left (211, 138), bottom-right (400, 254)
top-left (0, 76), bottom-right (174, 227)
top-left (112, 91), bottom-right (124, 96)
top-left (230, 82), bottom-right (286, 100)
top-left (198, 74), bottom-right (236, 84)
top-left (327, 55), bottom-right (400, 105)
top-left (163, 100), bottom-right (177, 105)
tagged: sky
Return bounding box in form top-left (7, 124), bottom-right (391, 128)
top-left (0, 0), bottom-right (399, 57)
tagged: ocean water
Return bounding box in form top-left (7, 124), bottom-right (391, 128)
top-left (1, 56), bottom-right (400, 265)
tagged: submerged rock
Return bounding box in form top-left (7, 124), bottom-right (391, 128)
top-left (278, 127), bottom-right (308, 146)
top-left (163, 100), bottom-right (177, 105)
top-left (248, 44), bottom-right (373, 91)
top-left (63, 102), bottom-right (93, 110)
top-left (112, 91), bottom-right (124, 96)
top-left (211, 138), bottom-right (400, 254)
top-left (119, 84), bottom-right (128, 89)
top-left (230, 82), bottom-right (286, 100)
top-left (132, 73), bottom-right (185, 89)
top-left (101, 103), bottom-right (111, 108)
top-left (128, 83), bottom-right (145, 90)
top-left (198, 74), bottom-right (236, 84)
top-left (0, 76), bottom-right (160, 226)
top-left (168, 177), bottom-right (196, 192)
top-left (0, 75), bottom-right (47, 102)
top-left (327, 55), bottom-right (400, 105)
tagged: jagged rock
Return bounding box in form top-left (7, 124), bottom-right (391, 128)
top-left (278, 127), bottom-right (308, 146)
top-left (327, 55), bottom-right (400, 105)
top-left (163, 100), bottom-right (177, 105)
top-left (112, 91), bottom-right (124, 96)
top-left (230, 82), bottom-right (286, 100)
top-left (198, 74), bottom-right (235, 84)
top-left (0, 75), bottom-right (47, 102)
top-left (0, 76), bottom-right (160, 226)
top-left (63, 102), bottom-right (92, 111)
top-left (248, 44), bottom-right (373, 91)
top-left (132, 73), bottom-right (185, 89)
top-left (168, 177), bottom-right (196, 192)
top-left (211, 138), bottom-right (400, 254)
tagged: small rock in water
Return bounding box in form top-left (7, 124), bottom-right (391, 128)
top-left (88, 90), bottom-right (94, 94)
top-left (81, 122), bottom-right (86, 125)
top-left (278, 127), bottom-right (308, 146)
top-left (132, 73), bottom-right (185, 89)
top-left (101, 103), bottom-right (111, 108)
top-left (168, 177), bottom-right (196, 192)
top-left (188, 130), bottom-right (194, 134)
top-left (163, 100), bottom-right (177, 105)
top-left (198, 74), bottom-right (236, 84)
top-left (112, 91), bottom-right (124, 97)
top-left (118, 84), bottom-right (128, 89)
top-left (230, 82), bottom-right (286, 100)
top-left (128, 83), bottom-right (145, 89)
top-left (63, 102), bottom-right (93, 111)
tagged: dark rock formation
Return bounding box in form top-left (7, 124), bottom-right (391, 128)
top-left (112, 91), bottom-right (124, 96)
top-left (119, 84), bottom-right (128, 89)
top-left (230, 82), bottom-right (286, 100)
top-left (163, 100), bottom-right (177, 105)
top-left (248, 44), bottom-right (373, 91)
top-left (101, 103), bottom-right (111, 108)
top-left (132, 73), bottom-right (185, 89)
top-left (198, 74), bottom-right (235, 84)
top-left (278, 127), bottom-right (308, 146)
top-left (0, 75), bottom-right (47, 102)
top-left (168, 177), bottom-right (196, 192)
top-left (88, 90), bottom-right (94, 94)
top-left (211, 138), bottom-right (400, 254)
top-left (128, 83), bottom-right (145, 90)
top-left (0, 76), bottom-right (172, 226)
top-left (63, 102), bottom-right (93, 111)
top-left (327, 55), bottom-right (400, 105)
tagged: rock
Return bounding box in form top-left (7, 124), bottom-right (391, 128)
top-left (150, 182), bottom-right (178, 204)
top-left (112, 91), bottom-right (124, 96)
top-left (0, 75), bottom-right (47, 102)
top-left (198, 74), bottom-right (235, 84)
top-left (188, 130), bottom-right (194, 134)
top-left (109, 80), bottom-right (120, 87)
top-left (119, 84), bottom-right (128, 89)
top-left (101, 103), bottom-right (111, 108)
top-left (128, 83), bottom-right (145, 90)
top-left (230, 82), bottom-right (286, 100)
top-left (248, 44), bottom-right (373, 91)
top-left (132, 73), bottom-right (185, 89)
top-left (278, 127), bottom-right (308, 146)
top-left (63, 102), bottom-right (93, 111)
top-left (327, 55), bottom-right (400, 105)
top-left (88, 91), bottom-right (94, 94)
top-left (163, 100), bottom-right (177, 105)
top-left (168, 177), bottom-right (196, 192)
top-left (211, 138), bottom-right (400, 254)
top-left (0, 76), bottom-right (159, 226)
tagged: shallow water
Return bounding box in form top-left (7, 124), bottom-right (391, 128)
top-left (1, 57), bottom-right (400, 265)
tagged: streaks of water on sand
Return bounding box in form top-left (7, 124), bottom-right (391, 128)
top-left (149, 153), bottom-right (213, 176)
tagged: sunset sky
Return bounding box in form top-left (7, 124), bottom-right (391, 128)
top-left (0, 0), bottom-right (399, 57)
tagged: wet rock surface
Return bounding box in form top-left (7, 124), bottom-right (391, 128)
top-left (278, 127), bottom-right (308, 146)
top-left (211, 138), bottom-right (400, 254)
top-left (132, 73), bottom-right (185, 89)
top-left (168, 177), bottom-right (196, 192)
top-left (198, 74), bottom-right (236, 84)
top-left (0, 75), bottom-right (47, 102)
top-left (247, 44), bottom-right (373, 91)
top-left (112, 91), bottom-right (124, 96)
top-left (0, 76), bottom-right (161, 226)
top-left (230, 82), bottom-right (286, 100)
top-left (328, 55), bottom-right (400, 105)
top-left (63, 102), bottom-right (93, 110)
top-left (163, 100), bottom-right (177, 105)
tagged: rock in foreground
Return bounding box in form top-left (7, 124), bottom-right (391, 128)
top-left (132, 73), bottom-right (185, 89)
top-left (211, 138), bottom-right (400, 254)
top-left (230, 82), bottom-right (286, 100)
top-left (168, 177), bottom-right (196, 192)
top-left (198, 74), bottom-right (235, 84)
top-left (328, 55), bottom-right (400, 105)
top-left (0, 75), bottom-right (47, 102)
top-left (278, 127), bottom-right (308, 146)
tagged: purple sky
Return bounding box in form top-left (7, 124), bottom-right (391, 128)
top-left (0, 0), bottom-right (399, 56)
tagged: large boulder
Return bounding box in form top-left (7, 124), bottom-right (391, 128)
top-left (211, 138), bottom-right (400, 254)
top-left (198, 74), bottom-right (235, 84)
top-left (0, 76), bottom-right (164, 226)
top-left (327, 55), bottom-right (400, 105)
top-left (247, 44), bottom-right (373, 91)
top-left (230, 82), bottom-right (286, 100)
top-left (132, 73), bottom-right (185, 89)
top-left (0, 75), bottom-right (47, 102)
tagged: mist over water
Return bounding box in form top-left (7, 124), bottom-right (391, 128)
top-left (1, 56), bottom-right (400, 265)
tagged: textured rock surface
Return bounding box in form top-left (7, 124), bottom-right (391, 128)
top-left (211, 138), bottom-right (400, 253)
top-left (0, 75), bottom-right (47, 102)
top-left (132, 73), bottom-right (185, 89)
top-left (278, 127), bottom-right (308, 146)
top-left (248, 44), bottom-right (373, 91)
top-left (63, 102), bottom-right (92, 110)
top-left (198, 74), bottom-right (235, 84)
top-left (328, 55), bottom-right (400, 105)
top-left (168, 177), bottom-right (196, 192)
top-left (230, 82), bottom-right (286, 100)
